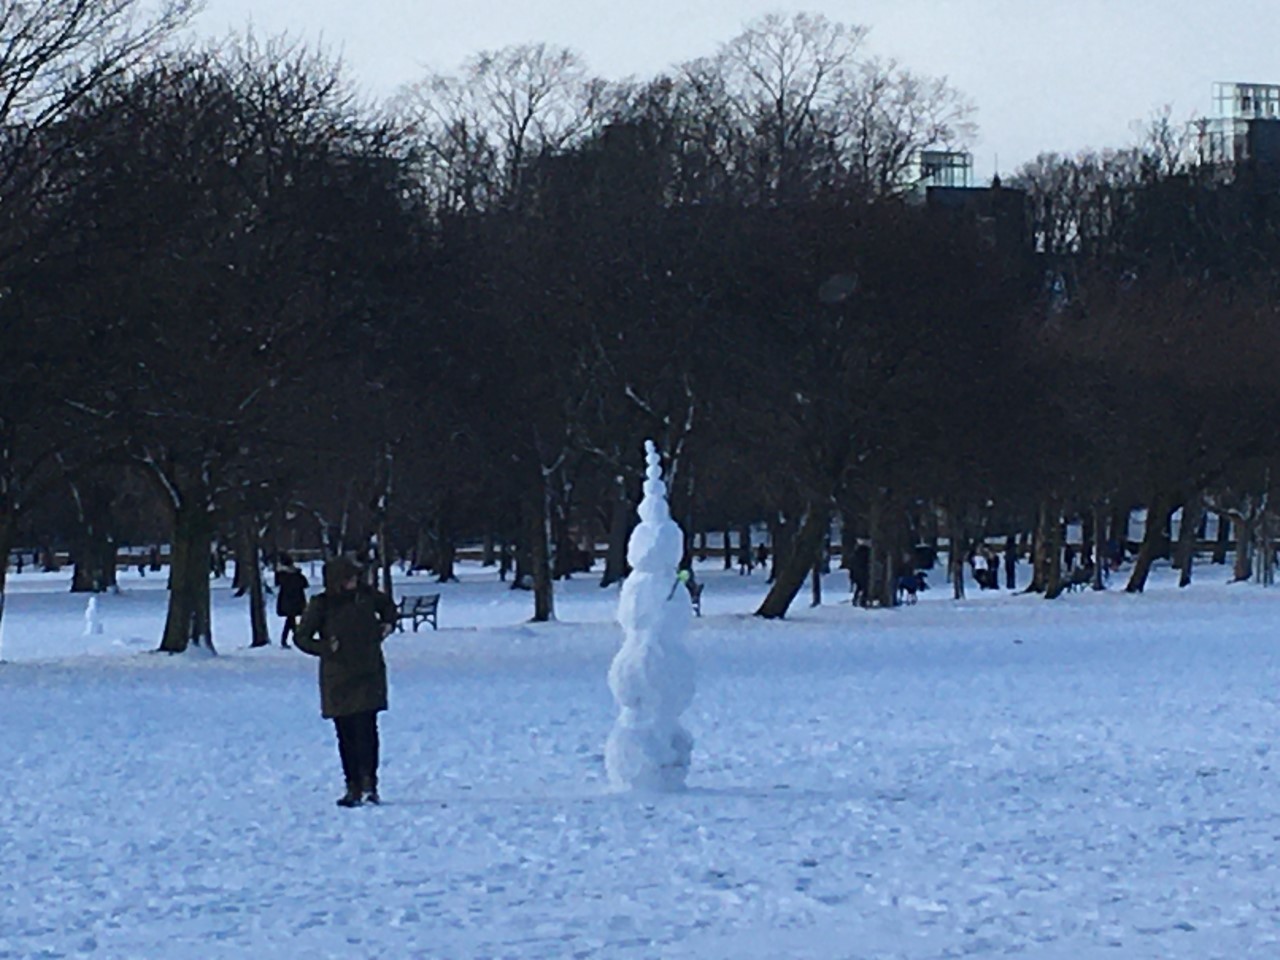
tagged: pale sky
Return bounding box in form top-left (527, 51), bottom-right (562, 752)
top-left (190, 0), bottom-right (1278, 181)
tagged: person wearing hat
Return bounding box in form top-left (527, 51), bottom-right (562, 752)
top-left (294, 554), bottom-right (398, 807)
top-left (273, 553), bottom-right (309, 648)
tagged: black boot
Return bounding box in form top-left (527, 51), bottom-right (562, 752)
top-left (336, 781), bottom-right (363, 808)
top-left (363, 774), bottom-right (380, 805)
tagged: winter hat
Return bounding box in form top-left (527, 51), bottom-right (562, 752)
top-left (323, 555), bottom-right (362, 591)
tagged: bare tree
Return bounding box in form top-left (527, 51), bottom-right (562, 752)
top-left (394, 71), bottom-right (499, 214)
top-left (397, 43), bottom-right (613, 211)
top-left (838, 57), bottom-right (977, 197)
top-left (32, 41), bottom-right (417, 653)
top-left (0, 0), bottom-right (196, 637)
top-left (1012, 149), bottom-right (1148, 265)
top-left (672, 13), bottom-right (974, 205)
top-left (713, 11), bottom-right (865, 201)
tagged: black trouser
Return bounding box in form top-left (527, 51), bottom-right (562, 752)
top-left (333, 711), bottom-right (380, 790)
top-left (280, 615), bottom-right (297, 646)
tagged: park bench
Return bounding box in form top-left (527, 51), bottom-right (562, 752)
top-left (395, 592), bottom-right (440, 632)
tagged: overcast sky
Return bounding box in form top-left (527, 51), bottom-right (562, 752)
top-left (189, 1), bottom-right (1278, 180)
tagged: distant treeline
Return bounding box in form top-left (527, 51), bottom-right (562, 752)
top-left (3, 4), bottom-right (1279, 651)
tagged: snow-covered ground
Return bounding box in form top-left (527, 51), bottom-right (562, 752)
top-left (2, 559), bottom-right (1280, 959)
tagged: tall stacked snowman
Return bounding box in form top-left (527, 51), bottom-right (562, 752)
top-left (605, 440), bottom-right (696, 792)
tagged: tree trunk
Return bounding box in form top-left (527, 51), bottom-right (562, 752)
top-left (70, 483), bottom-right (118, 593)
top-left (71, 527), bottom-right (117, 593)
top-left (723, 527), bottom-right (733, 570)
top-left (511, 521), bottom-right (532, 590)
top-left (1233, 512), bottom-right (1254, 582)
top-left (942, 507), bottom-right (965, 600)
top-left (1091, 503), bottom-right (1106, 590)
top-left (159, 498), bottom-right (216, 654)
top-left (950, 532), bottom-right (967, 600)
top-left (1255, 509), bottom-right (1274, 587)
top-left (1026, 498), bottom-right (1052, 594)
top-left (1212, 513), bottom-right (1230, 564)
top-left (756, 504), bottom-right (830, 619)
top-left (1043, 502), bottom-right (1064, 600)
top-left (435, 537), bottom-right (458, 583)
top-left (810, 556), bottom-right (822, 607)
top-left (0, 508), bottom-right (14, 654)
top-left (434, 515), bottom-right (459, 584)
top-left (414, 525), bottom-right (435, 574)
top-left (239, 516), bottom-right (269, 649)
top-left (498, 538), bottom-right (512, 581)
top-left (527, 486), bottom-right (554, 621)
top-left (600, 475), bottom-right (630, 588)
top-left (1176, 496), bottom-right (1203, 588)
top-left (378, 519), bottom-right (394, 599)
top-left (919, 506), bottom-right (939, 560)
top-left (551, 495), bottom-right (573, 580)
top-left (1126, 492), bottom-right (1175, 593)
top-left (864, 497), bottom-right (886, 607)
top-left (267, 506), bottom-right (284, 570)
top-left (1157, 505), bottom-right (1174, 560)
top-left (231, 522), bottom-right (250, 595)
top-left (1109, 504), bottom-right (1131, 563)
top-left (38, 545), bottom-right (61, 572)
top-left (862, 492), bottom-right (906, 608)
top-left (767, 514), bottom-right (790, 584)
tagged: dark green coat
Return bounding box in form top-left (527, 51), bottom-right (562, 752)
top-left (295, 585), bottom-right (398, 719)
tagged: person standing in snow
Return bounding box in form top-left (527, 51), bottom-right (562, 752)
top-left (1004, 535), bottom-right (1018, 589)
top-left (294, 555), bottom-right (397, 807)
top-left (985, 547), bottom-right (1000, 583)
top-left (754, 542), bottom-right (770, 575)
top-left (848, 542), bottom-right (870, 606)
top-left (273, 553), bottom-right (309, 648)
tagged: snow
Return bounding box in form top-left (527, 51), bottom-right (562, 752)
top-left (607, 441), bottom-right (696, 792)
top-left (3, 560), bottom-right (1280, 958)
top-left (83, 595), bottom-right (103, 636)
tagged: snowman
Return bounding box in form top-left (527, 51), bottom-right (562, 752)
top-left (605, 440), bottom-right (696, 792)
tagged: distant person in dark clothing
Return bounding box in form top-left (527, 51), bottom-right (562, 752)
top-left (848, 543), bottom-right (871, 606)
top-left (295, 555), bottom-right (397, 807)
top-left (972, 547), bottom-right (998, 589)
top-left (1004, 535), bottom-right (1017, 590)
top-left (1063, 542), bottom-right (1076, 571)
top-left (274, 553), bottom-right (309, 648)
top-left (754, 543), bottom-right (769, 571)
top-left (913, 544), bottom-right (937, 571)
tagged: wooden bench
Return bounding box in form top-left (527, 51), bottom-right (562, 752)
top-left (687, 580), bottom-right (704, 617)
top-left (395, 593), bottom-right (440, 631)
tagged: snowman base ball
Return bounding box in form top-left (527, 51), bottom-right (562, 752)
top-left (605, 720), bottom-right (693, 793)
